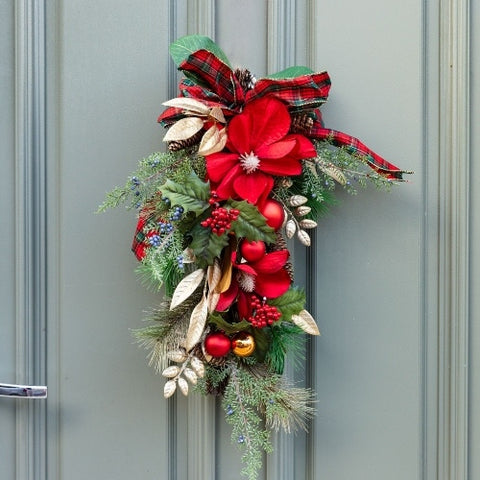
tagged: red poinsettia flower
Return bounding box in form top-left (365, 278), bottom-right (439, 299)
top-left (206, 97), bottom-right (316, 204)
top-left (215, 249), bottom-right (292, 319)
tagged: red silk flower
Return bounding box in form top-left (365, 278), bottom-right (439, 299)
top-left (206, 97), bottom-right (316, 205)
top-left (215, 249), bottom-right (292, 318)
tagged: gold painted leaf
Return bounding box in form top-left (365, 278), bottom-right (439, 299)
top-left (190, 356), bottom-right (205, 378)
top-left (182, 247), bottom-right (196, 264)
top-left (207, 291), bottom-right (220, 313)
top-left (163, 380), bottom-right (177, 398)
top-left (198, 125), bottom-right (227, 156)
top-left (209, 106), bottom-right (226, 123)
top-left (288, 195), bottom-right (308, 207)
top-left (297, 229), bottom-right (311, 246)
top-left (185, 297), bottom-right (208, 351)
top-left (285, 219), bottom-right (296, 239)
top-left (162, 365), bottom-right (180, 378)
top-left (299, 219), bottom-right (318, 229)
top-left (162, 97), bottom-right (211, 116)
top-left (291, 309), bottom-right (320, 336)
top-left (295, 205), bottom-right (311, 216)
top-left (178, 377), bottom-right (189, 396)
top-left (183, 368), bottom-right (198, 385)
top-left (317, 162), bottom-right (347, 185)
top-left (207, 259), bottom-right (222, 292)
top-left (170, 268), bottom-right (205, 310)
top-left (167, 349), bottom-right (187, 363)
top-left (162, 116), bottom-right (204, 142)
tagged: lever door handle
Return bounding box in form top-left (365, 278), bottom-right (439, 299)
top-left (0, 383), bottom-right (47, 399)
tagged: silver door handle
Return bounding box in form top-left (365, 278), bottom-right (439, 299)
top-left (0, 383), bottom-right (47, 398)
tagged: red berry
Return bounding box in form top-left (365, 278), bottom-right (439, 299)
top-left (240, 240), bottom-right (266, 262)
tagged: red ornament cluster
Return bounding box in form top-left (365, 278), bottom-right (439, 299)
top-left (246, 294), bottom-right (282, 328)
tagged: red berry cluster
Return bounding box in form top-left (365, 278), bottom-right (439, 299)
top-left (201, 194), bottom-right (240, 235)
top-left (247, 295), bottom-right (282, 328)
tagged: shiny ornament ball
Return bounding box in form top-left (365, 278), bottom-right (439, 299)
top-left (259, 199), bottom-right (285, 231)
top-left (231, 332), bottom-right (256, 357)
top-left (204, 332), bottom-right (231, 357)
top-left (240, 240), bottom-right (266, 262)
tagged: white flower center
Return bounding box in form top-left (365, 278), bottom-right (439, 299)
top-left (239, 151), bottom-right (260, 174)
top-left (236, 270), bottom-right (256, 292)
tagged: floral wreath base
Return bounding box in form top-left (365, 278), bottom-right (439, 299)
top-left (99, 35), bottom-right (410, 480)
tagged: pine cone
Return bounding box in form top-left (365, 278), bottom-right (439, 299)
top-left (289, 113), bottom-right (314, 135)
top-left (167, 130), bottom-right (203, 151)
top-left (234, 68), bottom-right (256, 92)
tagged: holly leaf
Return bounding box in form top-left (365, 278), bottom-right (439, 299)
top-left (265, 66), bottom-right (314, 79)
top-left (269, 287), bottom-right (306, 322)
top-left (188, 222), bottom-right (230, 267)
top-left (160, 172), bottom-right (210, 216)
top-left (208, 313), bottom-right (251, 335)
top-left (228, 200), bottom-right (276, 243)
top-left (169, 35), bottom-right (231, 68)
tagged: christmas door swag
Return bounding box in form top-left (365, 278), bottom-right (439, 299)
top-left (100, 35), bottom-right (410, 479)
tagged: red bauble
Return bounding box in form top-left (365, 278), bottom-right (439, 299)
top-left (204, 332), bottom-right (231, 357)
top-left (259, 199), bottom-right (285, 231)
top-left (240, 240), bottom-right (266, 262)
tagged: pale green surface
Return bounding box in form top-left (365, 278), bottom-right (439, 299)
top-left (0, 1), bottom-right (16, 478)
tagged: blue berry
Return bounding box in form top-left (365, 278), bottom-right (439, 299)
top-left (226, 405), bottom-right (234, 416)
top-left (149, 234), bottom-right (161, 247)
top-left (237, 435), bottom-right (245, 444)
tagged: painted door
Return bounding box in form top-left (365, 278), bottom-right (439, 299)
top-left (2, 1), bottom-right (478, 479)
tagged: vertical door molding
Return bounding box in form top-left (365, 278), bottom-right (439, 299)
top-left (167, 3), bottom-right (217, 479)
top-left (14, 0), bottom-right (48, 479)
top-left (266, 2), bottom-right (318, 478)
top-left (436, 0), bottom-right (471, 478)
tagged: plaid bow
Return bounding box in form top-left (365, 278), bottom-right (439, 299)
top-left (158, 49), bottom-right (409, 180)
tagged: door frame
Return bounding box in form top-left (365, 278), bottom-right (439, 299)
top-left (14, 0), bottom-right (472, 478)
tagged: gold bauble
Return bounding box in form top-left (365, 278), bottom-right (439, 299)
top-left (232, 332), bottom-right (255, 357)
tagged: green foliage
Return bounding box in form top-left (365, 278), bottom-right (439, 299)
top-left (265, 322), bottom-right (305, 375)
top-left (222, 364), bottom-right (273, 480)
top-left (228, 200), bottom-right (276, 243)
top-left (221, 362), bottom-right (315, 480)
top-left (269, 287), bottom-right (306, 322)
top-left (188, 221), bottom-right (231, 267)
top-left (266, 65), bottom-right (314, 79)
top-left (209, 313), bottom-right (251, 334)
top-left (159, 172), bottom-right (210, 216)
top-left (97, 150), bottom-right (205, 213)
top-left (169, 34), bottom-right (232, 68)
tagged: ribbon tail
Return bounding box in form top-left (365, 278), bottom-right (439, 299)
top-left (310, 125), bottom-right (411, 180)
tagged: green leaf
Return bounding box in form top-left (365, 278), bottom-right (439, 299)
top-left (188, 222), bottom-right (230, 267)
top-left (228, 200), bottom-right (276, 243)
top-left (251, 328), bottom-right (271, 363)
top-left (169, 35), bottom-right (231, 68)
top-left (269, 287), bottom-right (306, 322)
top-left (208, 313), bottom-right (251, 334)
top-left (266, 66), bottom-right (314, 79)
top-left (159, 172), bottom-right (210, 216)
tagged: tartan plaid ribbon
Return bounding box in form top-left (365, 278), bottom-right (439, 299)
top-left (158, 50), bottom-right (331, 126)
top-left (158, 49), bottom-right (409, 180)
top-left (310, 124), bottom-right (408, 180)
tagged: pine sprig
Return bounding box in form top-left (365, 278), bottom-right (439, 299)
top-left (97, 149), bottom-right (206, 213)
top-left (265, 322), bottom-right (305, 374)
top-left (134, 290), bottom-right (202, 372)
top-left (222, 363), bottom-right (272, 480)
